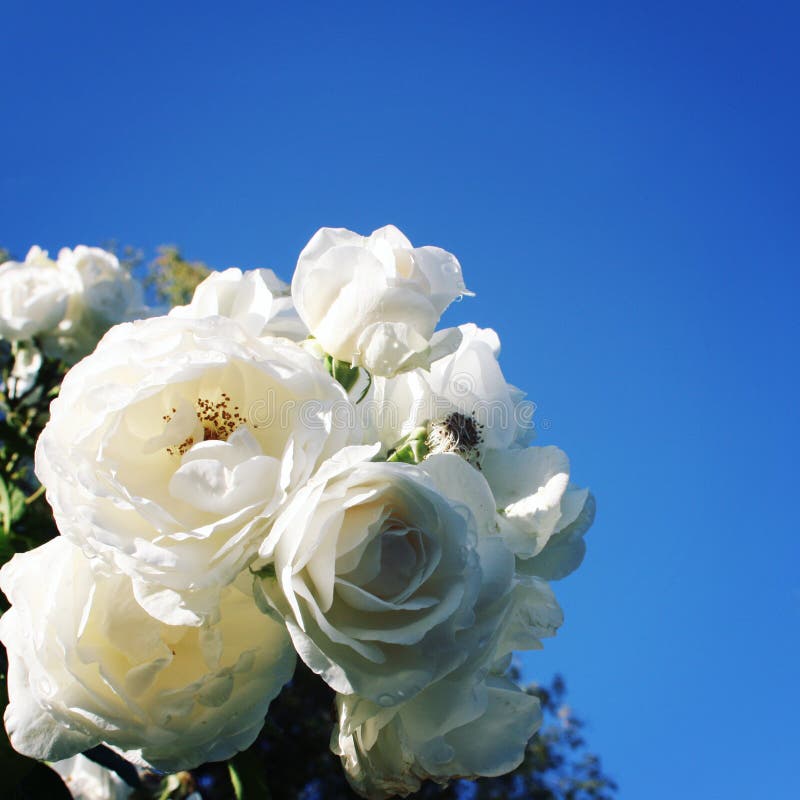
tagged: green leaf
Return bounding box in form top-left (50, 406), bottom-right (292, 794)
top-left (228, 748), bottom-right (272, 800)
top-left (0, 476), bottom-right (27, 535)
top-left (156, 774), bottom-right (183, 800)
top-left (9, 484), bottom-right (26, 525)
top-left (0, 474), bottom-right (12, 536)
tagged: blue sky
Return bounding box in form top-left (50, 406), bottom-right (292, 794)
top-left (2, 2), bottom-right (798, 797)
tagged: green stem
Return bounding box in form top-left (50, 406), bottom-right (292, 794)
top-left (25, 485), bottom-right (45, 506)
top-left (0, 476), bottom-right (11, 536)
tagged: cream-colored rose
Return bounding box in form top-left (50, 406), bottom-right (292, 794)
top-left (254, 449), bottom-right (504, 707)
top-left (35, 314), bottom-right (356, 625)
top-left (170, 267), bottom-right (307, 341)
top-left (334, 670), bottom-right (542, 799)
top-left (0, 247), bottom-right (70, 341)
top-left (331, 572), bottom-right (562, 799)
top-left (482, 446), bottom-right (595, 575)
top-left (331, 566), bottom-right (561, 799)
top-left (0, 538), bottom-right (295, 772)
top-left (291, 225), bottom-right (471, 377)
top-left (45, 246), bottom-right (149, 361)
top-left (329, 455), bottom-right (565, 798)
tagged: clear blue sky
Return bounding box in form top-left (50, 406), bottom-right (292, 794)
top-left (2, 2), bottom-right (798, 797)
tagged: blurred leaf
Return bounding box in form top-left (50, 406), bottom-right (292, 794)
top-left (0, 476), bottom-right (26, 535)
top-left (1, 475), bottom-right (13, 536)
top-left (102, 241), bottom-right (144, 273)
top-left (9, 484), bottom-right (26, 525)
top-left (17, 384), bottom-right (43, 408)
top-left (156, 773), bottom-right (183, 800)
top-left (229, 747), bottom-right (272, 800)
top-left (146, 246), bottom-right (210, 307)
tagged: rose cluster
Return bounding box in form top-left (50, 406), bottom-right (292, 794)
top-left (0, 244), bottom-right (151, 397)
top-left (0, 226), bottom-right (595, 798)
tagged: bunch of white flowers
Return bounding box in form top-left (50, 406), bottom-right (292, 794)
top-left (0, 226), bottom-right (595, 798)
top-left (0, 245), bottom-right (151, 398)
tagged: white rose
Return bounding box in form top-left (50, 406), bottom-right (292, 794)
top-left (170, 267), bottom-right (307, 341)
top-left (514, 491), bottom-right (596, 581)
top-left (373, 324), bottom-right (532, 454)
top-left (334, 670), bottom-right (542, 799)
top-left (0, 537), bottom-right (295, 772)
top-left (482, 446), bottom-right (595, 575)
top-left (331, 456), bottom-right (564, 798)
top-left (35, 314), bottom-right (356, 625)
top-left (254, 449), bottom-right (504, 707)
top-left (51, 755), bottom-right (133, 800)
top-left (46, 246), bottom-right (149, 361)
top-left (0, 247), bottom-right (70, 341)
top-left (291, 225), bottom-right (471, 377)
top-left (331, 574), bottom-right (561, 799)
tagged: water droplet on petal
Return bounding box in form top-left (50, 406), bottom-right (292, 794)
top-left (378, 693), bottom-right (394, 707)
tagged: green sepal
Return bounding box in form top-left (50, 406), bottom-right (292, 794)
top-left (323, 355), bottom-right (360, 393)
top-left (386, 426), bottom-right (430, 465)
top-left (251, 562), bottom-right (276, 581)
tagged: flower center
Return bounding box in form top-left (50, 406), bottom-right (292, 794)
top-left (427, 411), bottom-right (484, 467)
top-left (165, 393), bottom-right (248, 456)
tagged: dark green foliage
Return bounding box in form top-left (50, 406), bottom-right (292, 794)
top-left (0, 348), bottom-right (63, 575)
